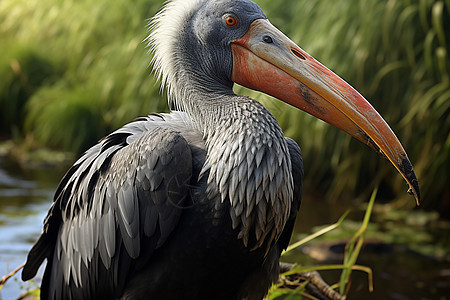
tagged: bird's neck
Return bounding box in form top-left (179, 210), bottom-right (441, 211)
top-left (184, 91), bottom-right (294, 252)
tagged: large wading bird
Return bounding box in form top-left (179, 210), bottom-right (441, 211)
top-left (21, 0), bottom-right (420, 299)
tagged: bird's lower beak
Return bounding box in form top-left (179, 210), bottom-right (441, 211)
top-left (231, 19), bottom-right (420, 204)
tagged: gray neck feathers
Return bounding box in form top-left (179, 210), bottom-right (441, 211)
top-left (199, 97), bottom-right (294, 252)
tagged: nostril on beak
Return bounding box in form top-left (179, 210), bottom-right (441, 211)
top-left (291, 48), bottom-right (306, 60)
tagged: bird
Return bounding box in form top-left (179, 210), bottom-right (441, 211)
top-left (21, 0), bottom-right (420, 299)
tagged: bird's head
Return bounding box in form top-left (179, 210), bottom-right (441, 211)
top-left (148, 0), bottom-right (266, 97)
top-left (148, 0), bottom-right (420, 204)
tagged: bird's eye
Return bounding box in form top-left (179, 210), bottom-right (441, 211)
top-left (263, 35), bottom-right (273, 44)
top-left (224, 15), bottom-right (239, 27)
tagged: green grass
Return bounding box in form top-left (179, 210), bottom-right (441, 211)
top-left (0, 0), bottom-right (167, 149)
top-left (0, 0), bottom-right (448, 209)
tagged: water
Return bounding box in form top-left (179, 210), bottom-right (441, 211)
top-left (0, 159), bottom-right (65, 300)
top-left (0, 157), bottom-right (449, 299)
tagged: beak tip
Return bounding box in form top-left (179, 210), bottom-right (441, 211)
top-left (412, 184), bottom-right (421, 207)
top-left (400, 157), bottom-right (420, 206)
top-left (407, 182), bottom-right (421, 206)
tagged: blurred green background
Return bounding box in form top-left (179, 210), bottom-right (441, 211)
top-left (0, 0), bottom-right (448, 213)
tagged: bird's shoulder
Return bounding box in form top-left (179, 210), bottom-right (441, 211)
top-left (57, 112), bottom-right (196, 243)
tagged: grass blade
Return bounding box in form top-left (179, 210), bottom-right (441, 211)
top-left (283, 210), bottom-right (350, 255)
top-left (339, 188), bottom-right (377, 295)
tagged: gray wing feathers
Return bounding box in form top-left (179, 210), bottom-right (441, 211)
top-left (49, 115), bottom-right (193, 297)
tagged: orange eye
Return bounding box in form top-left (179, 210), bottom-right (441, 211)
top-left (224, 15), bottom-right (238, 27)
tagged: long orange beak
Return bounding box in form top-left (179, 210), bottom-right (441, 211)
top-left (231, 19), bottom-right (420, 204)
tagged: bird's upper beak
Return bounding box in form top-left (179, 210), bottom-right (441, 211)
top-left (231, 19), bottom-right (420, 204)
